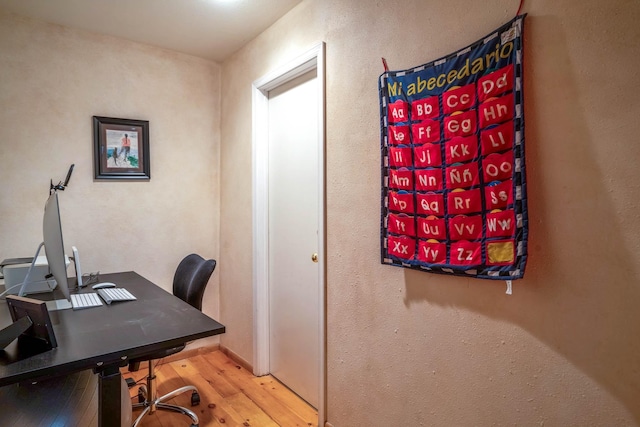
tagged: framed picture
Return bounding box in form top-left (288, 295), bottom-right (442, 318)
top-left (5, 295), bottom-right (58, 350)
top-left (93, 116), bottom-right (150, 180)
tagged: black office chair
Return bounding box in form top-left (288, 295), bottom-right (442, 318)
top-left (129, 254), bottom-right (216, 427)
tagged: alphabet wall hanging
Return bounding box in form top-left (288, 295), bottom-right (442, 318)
top-left (379, 15), bottom-right (528, 280)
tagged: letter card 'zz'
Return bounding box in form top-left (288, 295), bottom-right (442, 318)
top-left (379, 15), bottom-right (528, 280)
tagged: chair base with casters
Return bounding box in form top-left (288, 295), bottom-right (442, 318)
top-left (131, 355), bottom-right (200, 427)
top-left (128, 254), bottom-right (216, 427)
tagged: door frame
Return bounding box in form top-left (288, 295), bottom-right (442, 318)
top-left (251, 42), bottom-right (326, 425)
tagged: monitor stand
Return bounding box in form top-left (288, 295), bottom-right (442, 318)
top-left (46, 299), bottom-right (72, 311)
top-left (18, 242), bottom-right (46, 297)
top-left (18, 243), bottom-right (71, 311)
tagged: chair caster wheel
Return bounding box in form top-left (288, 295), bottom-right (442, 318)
top-left (191, 390), bottom-right (200, 406)
top-left (137, 385), bottom-right (147, 403)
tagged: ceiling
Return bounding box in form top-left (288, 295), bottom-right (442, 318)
top-left (0, 0), bottom-right (302, 62)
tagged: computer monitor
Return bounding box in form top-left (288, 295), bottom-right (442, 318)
top-left (18, 192), bottom-right (72, 310)
top-left (42, 192), bottom-right (71, 303)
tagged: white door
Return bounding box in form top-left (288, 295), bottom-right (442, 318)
top-left (267, 68), bottom-right (320, 408)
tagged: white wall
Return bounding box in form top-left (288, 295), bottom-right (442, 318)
top-left (3, 2), bottom-right (639, 425)
top-left (220, 0), bottom-right (640, 425)
top-left (0, 11), bottom-right (222, 323)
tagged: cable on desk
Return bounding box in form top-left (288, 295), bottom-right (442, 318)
top-left (0, 282), bottom-right (29, 300)
top-left (127, 358), bottom-right (165, 398)
top-left (82, 272), bottom-right (101, 286)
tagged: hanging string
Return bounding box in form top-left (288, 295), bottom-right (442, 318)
top-left (381, 57), bottom-right (389, 72)
top-left (515, 0), bottom-right (524, 17)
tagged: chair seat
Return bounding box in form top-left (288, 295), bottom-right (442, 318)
top-left (128, 344), bottom-right (185, 371)
top-left (129, 254), bottom-right (217, 426)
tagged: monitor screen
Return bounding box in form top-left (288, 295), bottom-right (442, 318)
top-left (42, 192), bottom-right (71, 302)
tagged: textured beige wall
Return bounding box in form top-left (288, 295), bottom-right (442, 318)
top-left (0, 12), bottom-right (222, 324)
top-left (220, 0), bottom-right (640, 425)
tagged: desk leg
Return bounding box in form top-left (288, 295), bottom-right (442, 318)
top-left (98, 365), bottom-right (122, 427)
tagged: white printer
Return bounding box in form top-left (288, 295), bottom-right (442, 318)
top-left (1, 255), bottom-right (69, 295)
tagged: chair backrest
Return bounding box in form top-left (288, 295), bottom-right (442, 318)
top-left (172, 254), bottom-right (216, 311)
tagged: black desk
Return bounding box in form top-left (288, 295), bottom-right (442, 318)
top-left (0, 271), bottom-right (225, 426)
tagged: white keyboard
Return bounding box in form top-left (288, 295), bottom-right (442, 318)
top-left (71, 292), bottom-right (103, 310)
top-left (96, 287), bottom-right (136, 304)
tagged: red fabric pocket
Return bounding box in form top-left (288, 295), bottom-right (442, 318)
top-left (484, 180), bottom-right (513, 210)
top-left (389, 146), bottom-right (413, 168)
top-left (444, 110), bottom-right (477, 139)
top-left (387, 235), bottom-right (416, 260)
top-left (443, 83), bottom-right (476, 114)
top-left (417, 240), bottom-right (447, 264)
top-left (388, 191), bottom-right (414, 214)
top-left (388, 213), bottom-right (416, 237)
top-left (483, 152), bottom-right (513, 182)
top-left (415, 169), bottom-right (442, 191)
top-left (448, 215), bottom-right (482, 241)
top-left (388, 100), bottom-right (409, 124)
top-left (411, 95), bottom-right (439, 120)
top-left (450, 240), bottom-right (482, 265)
top-left (446, 162), bottom-right (479, 189)
top-left (445, 135), bottom-right (478, 165)
top-left (389, 168), bottom-right (413, 190)
top-left (479, 92), bottom-right (514, 128)
top-left (477, 64), bottom-right (513, 102)
top-left (388, 125), bottom-right (411, 146)
top-left (486, 209), bottom-right (516, 238)
top-left (416, 192), bottom-right (444, 216)
top-left (414, 143), bottom-right (442, 168)
top-left (447, 188), bottom-right (482, 215)
top-left (417, 216), bottom-right (446, 240)
top-left (412, 119), bottom-right (441, 144)
top-left (481, 120), bottom-right (513, 155)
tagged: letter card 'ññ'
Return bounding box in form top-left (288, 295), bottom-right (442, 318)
top-left (379, 15), bottom-right (528, 280)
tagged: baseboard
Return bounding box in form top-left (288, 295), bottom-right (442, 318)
top-left (145, 344), bottom-right (253, 374)
top-left (325, 422), bottom-right (334, 427)
top-left (169, 343), bottom-right (220, 362)
top-left (121, 344), bottom-right (252, 375)
top-left (123, 344), bottom-right (220, 371)
top-left (219, 345), bottom-right (254, 373)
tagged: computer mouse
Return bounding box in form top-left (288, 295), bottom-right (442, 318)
top-left (92, 282), bottom-right (117, 290)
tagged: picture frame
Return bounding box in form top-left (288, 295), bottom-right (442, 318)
top-left (92, 116), bottom-right (150, 180)
top-left (5, 295), bottom-right (58, 350)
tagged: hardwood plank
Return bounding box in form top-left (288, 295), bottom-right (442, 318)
top-left (205, 351), bottom-right (314, 427)
top-left (182, 357), bottom-right (278, 427)
top-left (75, 375), bottom-right (99, 427)
top-left (122, 350), bottom-right (316, 427)
top-left (0, 370), bottom-right (100, 427)
top-left (152, 364), bottom-right (197, 426)
top-left (168, 358), bottom-right (247, 426)
top-left (130, 358), bottom-right (232, 427)
top-left (252, 375), bottom-right (318, 422)
top-left (225, 392), bottom-right (280, 427)
top-left (188, 354), bottom-right (241, 397)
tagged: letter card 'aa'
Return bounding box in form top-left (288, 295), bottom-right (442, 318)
top-left (379, 15), bottom-right (528, 280)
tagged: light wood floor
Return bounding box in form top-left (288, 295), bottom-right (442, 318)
top-left (125, 349), bottom-right (317, 427)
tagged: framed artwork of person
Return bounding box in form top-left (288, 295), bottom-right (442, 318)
top-left (93, 116), bottom-right (150, 180)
